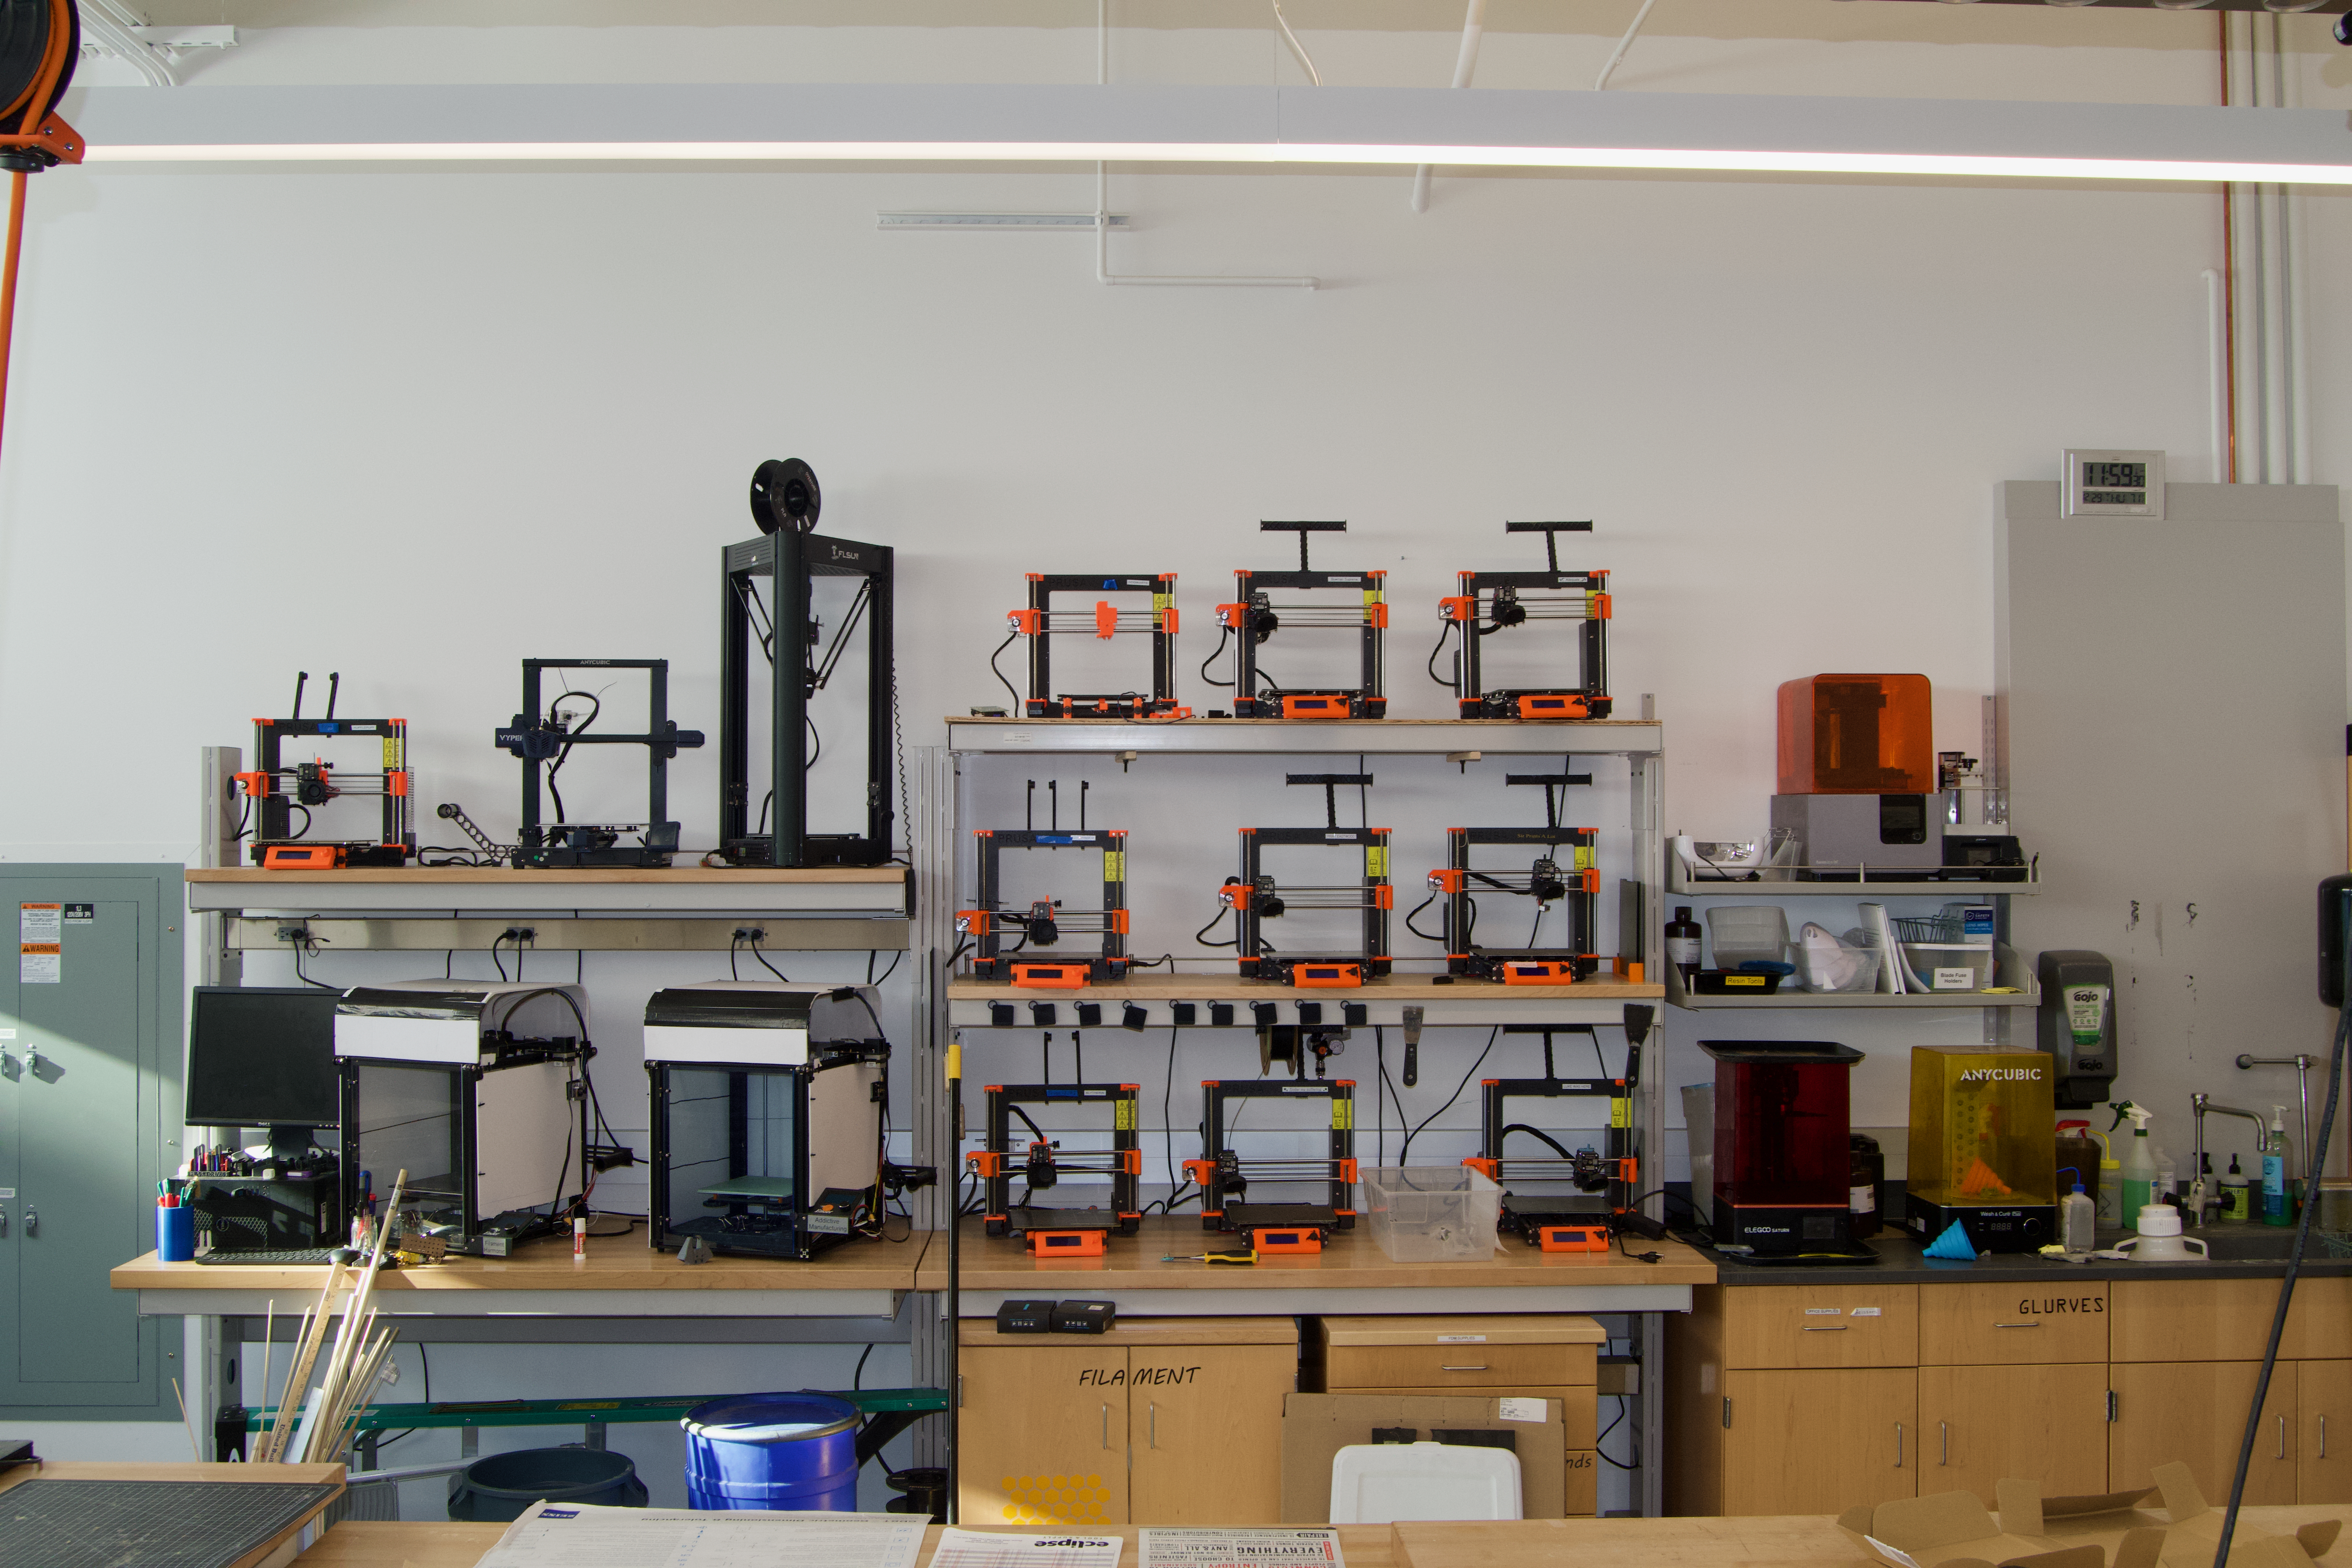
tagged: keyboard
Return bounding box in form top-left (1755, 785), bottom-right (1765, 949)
top-left (194, 1248), bottom-right (353, 1266)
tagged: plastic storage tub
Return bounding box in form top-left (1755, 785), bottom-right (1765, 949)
top-left (1705, 906), bottom-right (1789, 970)
top-left (1902, 943), bottom-right (1995, 992)
top-left (1359, 1167), bottom-right (1503, 1262)
top-left (682, 1391), bottom-right (861, 1511)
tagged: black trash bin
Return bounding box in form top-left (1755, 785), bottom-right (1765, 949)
top-left (447, 1446), bottom-right (651, 1522)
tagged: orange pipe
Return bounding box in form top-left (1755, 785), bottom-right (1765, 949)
top-left (0, 169), bottom-right (27, 466)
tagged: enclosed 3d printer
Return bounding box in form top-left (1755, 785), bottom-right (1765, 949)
top-left (645, 983), bottom-right (890, 1261)
top-left (334, 981), bottom-right (592, 1258)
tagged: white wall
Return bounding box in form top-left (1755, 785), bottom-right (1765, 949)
top-left (7, 0), bottom-right (2349, 1494)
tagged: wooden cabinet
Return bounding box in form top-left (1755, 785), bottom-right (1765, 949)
top-left (2110, 1361), bottom-right (2296, 1505)
top-left (1315, 1315), bottom-right (1603, 1517)
top-left (958, 1318), bottom-right (1296, 1528)
top-left (1919, 1282), bottom-right (2107, 1366)
top-left (2300, 1360), bottom-right (2352, 1504)
top-left (1720, 1369), bottom-right (1916, 1516)
top-left (2110, 1277), bottom-right (2351, 1364)
top-left (1918, 1362), bottom-right (2107, 1503)
top-left (1717, 1284), bottom-right (1918, 1370)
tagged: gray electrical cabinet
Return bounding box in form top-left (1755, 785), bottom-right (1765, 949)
top-left (0, 865), bottom-right (182, 1418)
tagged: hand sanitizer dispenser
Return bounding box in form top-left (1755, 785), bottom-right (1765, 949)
top-left (2036, 951), bottom-right (2115, 1108)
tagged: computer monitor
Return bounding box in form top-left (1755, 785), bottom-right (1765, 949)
top-left (185, 986), bottom-right (343, 1152)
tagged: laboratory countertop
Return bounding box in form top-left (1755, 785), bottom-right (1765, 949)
top-left (283, 1510), bottom-right (2352, 1568)
top-left (1695, 1225), bottom-right (2352, 1286)
top-left (113, 1229), bottom-right (933, 1296)
top-left (919, 1216), bottom-right (1715, 1294)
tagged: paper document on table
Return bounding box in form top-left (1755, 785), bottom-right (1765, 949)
top-left (1140, 1527), bottom-right (1346, 1567)
top-left (926, 1527), bottom-right (1124, 1568)
top-left (473, 1501), bottom-right (926, 1568)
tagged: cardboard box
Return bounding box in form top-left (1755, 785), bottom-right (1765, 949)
top-left (1836, 1483), bottom-right (2159, 1568)
top-left (1280, 1393), bottom-right (1565, 1523)
top-left (2126, 1462), bottom-right (2340, 1568)
top-left (1564, 1448), bottom-right (1595, 1517)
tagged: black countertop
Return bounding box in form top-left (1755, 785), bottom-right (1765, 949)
top-left (1685, 1225), bottom-right (2352, 1287)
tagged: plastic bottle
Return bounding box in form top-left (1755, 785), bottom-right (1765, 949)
top-left (2061, 1180), bottom-right (2097, 1255)
top-left (2154, 1147), bottom-right (2178, 1206)
top-left (2263, 1108), bottom-right (2291, 1226)
top-left (2196, 1153), bottom-right (2221, 1228)
top-left (2221, 1154), bottom-right (2251, 1222)
top-left (2115, 1103), bottom-right (2158, 1220)
top-left (1665, 907), bottom-right (1702, 983)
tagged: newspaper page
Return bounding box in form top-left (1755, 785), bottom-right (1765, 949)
top-left (925, 1527), bottom-right (1125, 1568)
top-left (472, 1500), bottom-right (926, 1568)
top-left (1138, 1528), bottom-right (1346, 1568)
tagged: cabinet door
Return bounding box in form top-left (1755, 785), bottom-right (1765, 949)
top-left (2110, 1361), bottom-right (2295, 1505)
top-left (1720, 1369), bottom-right (1915, 1516)
top-left (1919, 1363), bottom-right (2107, 1503)
top-left (960, 1344), bottom-right (1130, 1529)
top-left (2300, 1360), bottom-right (2352, 1503)
top-left (1130, 1343), bottom-right (1292, 1525)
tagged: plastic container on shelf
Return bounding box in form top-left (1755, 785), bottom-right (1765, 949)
top-left (1776, 673), bottom-right (1934, 795)
top-left (1358, 1167), bottom-right (1503, 1263)
top-left (1900, 943), bottom-right (1997, 992)
top-left (1705, 906), bottom-right (1790, 970)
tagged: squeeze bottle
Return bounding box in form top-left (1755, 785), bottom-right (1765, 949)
top-left (2263, 1107), bottom-right (2291, 1226)
top-left (2115, 1103), bottom-right (2158, 1220)
top-left (2061, 1177), bottom-right (2097, 1255)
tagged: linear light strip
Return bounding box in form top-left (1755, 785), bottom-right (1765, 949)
top-left (78, 140), bottom-right (2352, 185)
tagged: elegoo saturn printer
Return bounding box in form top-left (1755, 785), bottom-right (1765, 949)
top-left (645, 983), bottom-right (890, 1261)
top-left (334, 981), bottom-right (592, 1257)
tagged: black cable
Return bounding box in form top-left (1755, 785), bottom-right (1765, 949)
top-left (1425, 624), bottom-right (1454, 688)
top-left (806, 716), bottom-right (821, 771)
top-left (289, 805), bottom-right (312, 840)
top-left (2214, 942), bottom-right (2352, 1565)
top-left (542, 689), bottom-right (601, 826)
top-left (1403, 892), bottom-right (1444, 943)
top-left (1197, 626), bottom-right (1234, 688)
top-left (1194, 905), bottom-right (1239, 948)
top-left (291, 937), bottom-right (335, 990)
top-left (749, 935), bottom-right (790, 983)
top-left (1374, 1026), bottom-right (1388, 1167)
top-left (853, 1343), bottom-right (875, 1391)
top-left (1008, 1104), bottom-right (1049, 1147)
top-left (490, 934), bottom-right (508, 983)
top-left (988, 630), bottom-right (1022, 709)
top-left (1399, 1027), bottom-right (1499, 1163)
top-left (730, 936), bottom-right (742, 982)
top-left (1503, 1123), bottom-right (1576, 1160)
top-left (1595, 1395), bottom-right (1638, 1470)
top-left (871, 950), bottom-right (902, 987)
top-left (1163, 1026), bottom-right (1181, 1199)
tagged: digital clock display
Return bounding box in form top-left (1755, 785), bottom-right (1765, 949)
top-left (2081, 461), bottom-right (2146, 489)
top-left (2062, 449), bottom-right (2164, 518)
top-left (2082, 490), bottom-right (2145, 505)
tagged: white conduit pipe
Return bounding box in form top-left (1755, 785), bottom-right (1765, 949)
top-left (1595, 0), bottom-right (1661, 93)
top-left (1269, 0), bottom-right (1322, 87)
top-left (2203, 267), bottom-right (2227, 484)
top-left (1410, 0), bottom-right (1486, 214)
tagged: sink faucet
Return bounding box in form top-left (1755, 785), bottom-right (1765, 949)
top-left (2193, 1094), bottom-right (2268, 1214)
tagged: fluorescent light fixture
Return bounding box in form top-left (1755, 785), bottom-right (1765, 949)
top-left (65, 83), bottom-right (2352, 188)
top-left (877, 211), bottom-right (1130, 229)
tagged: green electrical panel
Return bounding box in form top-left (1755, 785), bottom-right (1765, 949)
top-left (0, 865), bottom-right (182, 1418)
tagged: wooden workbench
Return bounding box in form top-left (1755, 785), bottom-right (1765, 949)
top-left (920, 1217), bottom-right (1712, 1317)
top-left (114, 1229), bottom-right (931, 1319)
top-left (280, 1510), bottom-right (2352, 1568)
top-left (2, 1461), bottom-right (343, 1568)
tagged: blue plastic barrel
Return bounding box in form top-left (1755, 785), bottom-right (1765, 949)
top-left (681, 1391), bottom-right (861, 1511)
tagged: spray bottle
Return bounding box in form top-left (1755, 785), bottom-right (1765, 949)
top-left (2113, 1102), bottom-right (2158, 1220)
top-left (2263, 1107), bottom-right (2292, 1227)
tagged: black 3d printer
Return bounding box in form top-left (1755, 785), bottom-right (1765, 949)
top-left (235, 672), bottom-right (415, 869)
top-left (1422, 770), bottom-right (1602, 984)
top-left (966, 1079), bottom-right (1143, 1258)
top-left (719, 458), bottom-right (897, 867)
top-left (645, 983), bottom-right (891, 1261)
top-left (1461, 1007), bottom-right (1652, 1252)
top-left (956, 781), bottom-right (1130, 991)
top-left (493, 658), bottom-right (704, 868)
top-left (1217, 522), bottom-right (1386, 719)
top-left (1217, 773), bottom-right (1391, 990)
top-left (1438, 522), bottom-right (1612, 721)
top-left (1004, 573), bottom-right (1187, 720)
top-left (1184, 1078), bottom-right (1358, 1253)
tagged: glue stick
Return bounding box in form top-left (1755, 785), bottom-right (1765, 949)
top-left (573, 1215), bottom-right (588, 1260)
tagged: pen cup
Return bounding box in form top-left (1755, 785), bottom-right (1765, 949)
top-left (156, 1204), bottom-right (196, 1263)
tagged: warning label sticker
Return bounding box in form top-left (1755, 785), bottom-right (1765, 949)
top-left (19, 904), bottom-right (60, 984)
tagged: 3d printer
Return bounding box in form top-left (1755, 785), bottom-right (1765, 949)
top-left (956, 782), bottom-right (1130, 990)
top-left (1423, 770), bottom-right (1601, 984)
top-left (1462, 1009), bottom-right (1650, 1251)
top-left (1438, 523), bottom-right (1613, 721)
top-left (966, 1080), bottom-right (1143, 1256)
top-left (334, 981), bottom-right (592, 1258)
top-left (494, 658), bottom-right (704, 868)
top-left (719, 458), bottom-right (897, 868)
top-left (1217, 773), bottom-right (1391, 989)
top-left (1217, 523), bottom-right (1387, 719)
top-left (1185, 1077), bottom-right (1358, 1249)
top-left (236, 672), bottom-right (415, 869)
top-left (1003, 572), bottom-right (1187, 720)
top-left (645, 983), bottom-right (890, 1261)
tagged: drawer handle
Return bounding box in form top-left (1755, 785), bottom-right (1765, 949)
top-left (1440, 1365), bottom-right (1489, 1372)
top-left (1801, 1326), bottom-right (1849, 1333)
top-left (1994, 1322), bottom-right (2042, 1329)
top-left (1940, 1421), bottom-right (1948, 1466)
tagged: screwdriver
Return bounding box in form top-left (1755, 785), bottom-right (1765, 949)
top-left (1161, 1250), bottom-right (1257, 1265)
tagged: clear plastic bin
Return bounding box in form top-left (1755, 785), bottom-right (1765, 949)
top-left (1902, 942), bottom-right (1996, 992)
top-left (1358, 1167), bottom-right (1503, 1262)
top-left (1706, 906), bottom-right (1790, 969)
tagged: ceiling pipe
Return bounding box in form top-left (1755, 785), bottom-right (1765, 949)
top-left (1409, 0), bottom-right (1486, 213)
top-left (1595, 0), bottom-right (1662, 93)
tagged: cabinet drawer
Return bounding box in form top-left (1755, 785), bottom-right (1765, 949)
top-left (1919, 1283), bottom-right (2108, 1366)
top-left (1720, 1285), bottom-right (1919, 1370)
top-left (1324, 1341), bottom-right (1591, 1390)
top-left (2111, 1279), bottom-right (2350, 1363)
